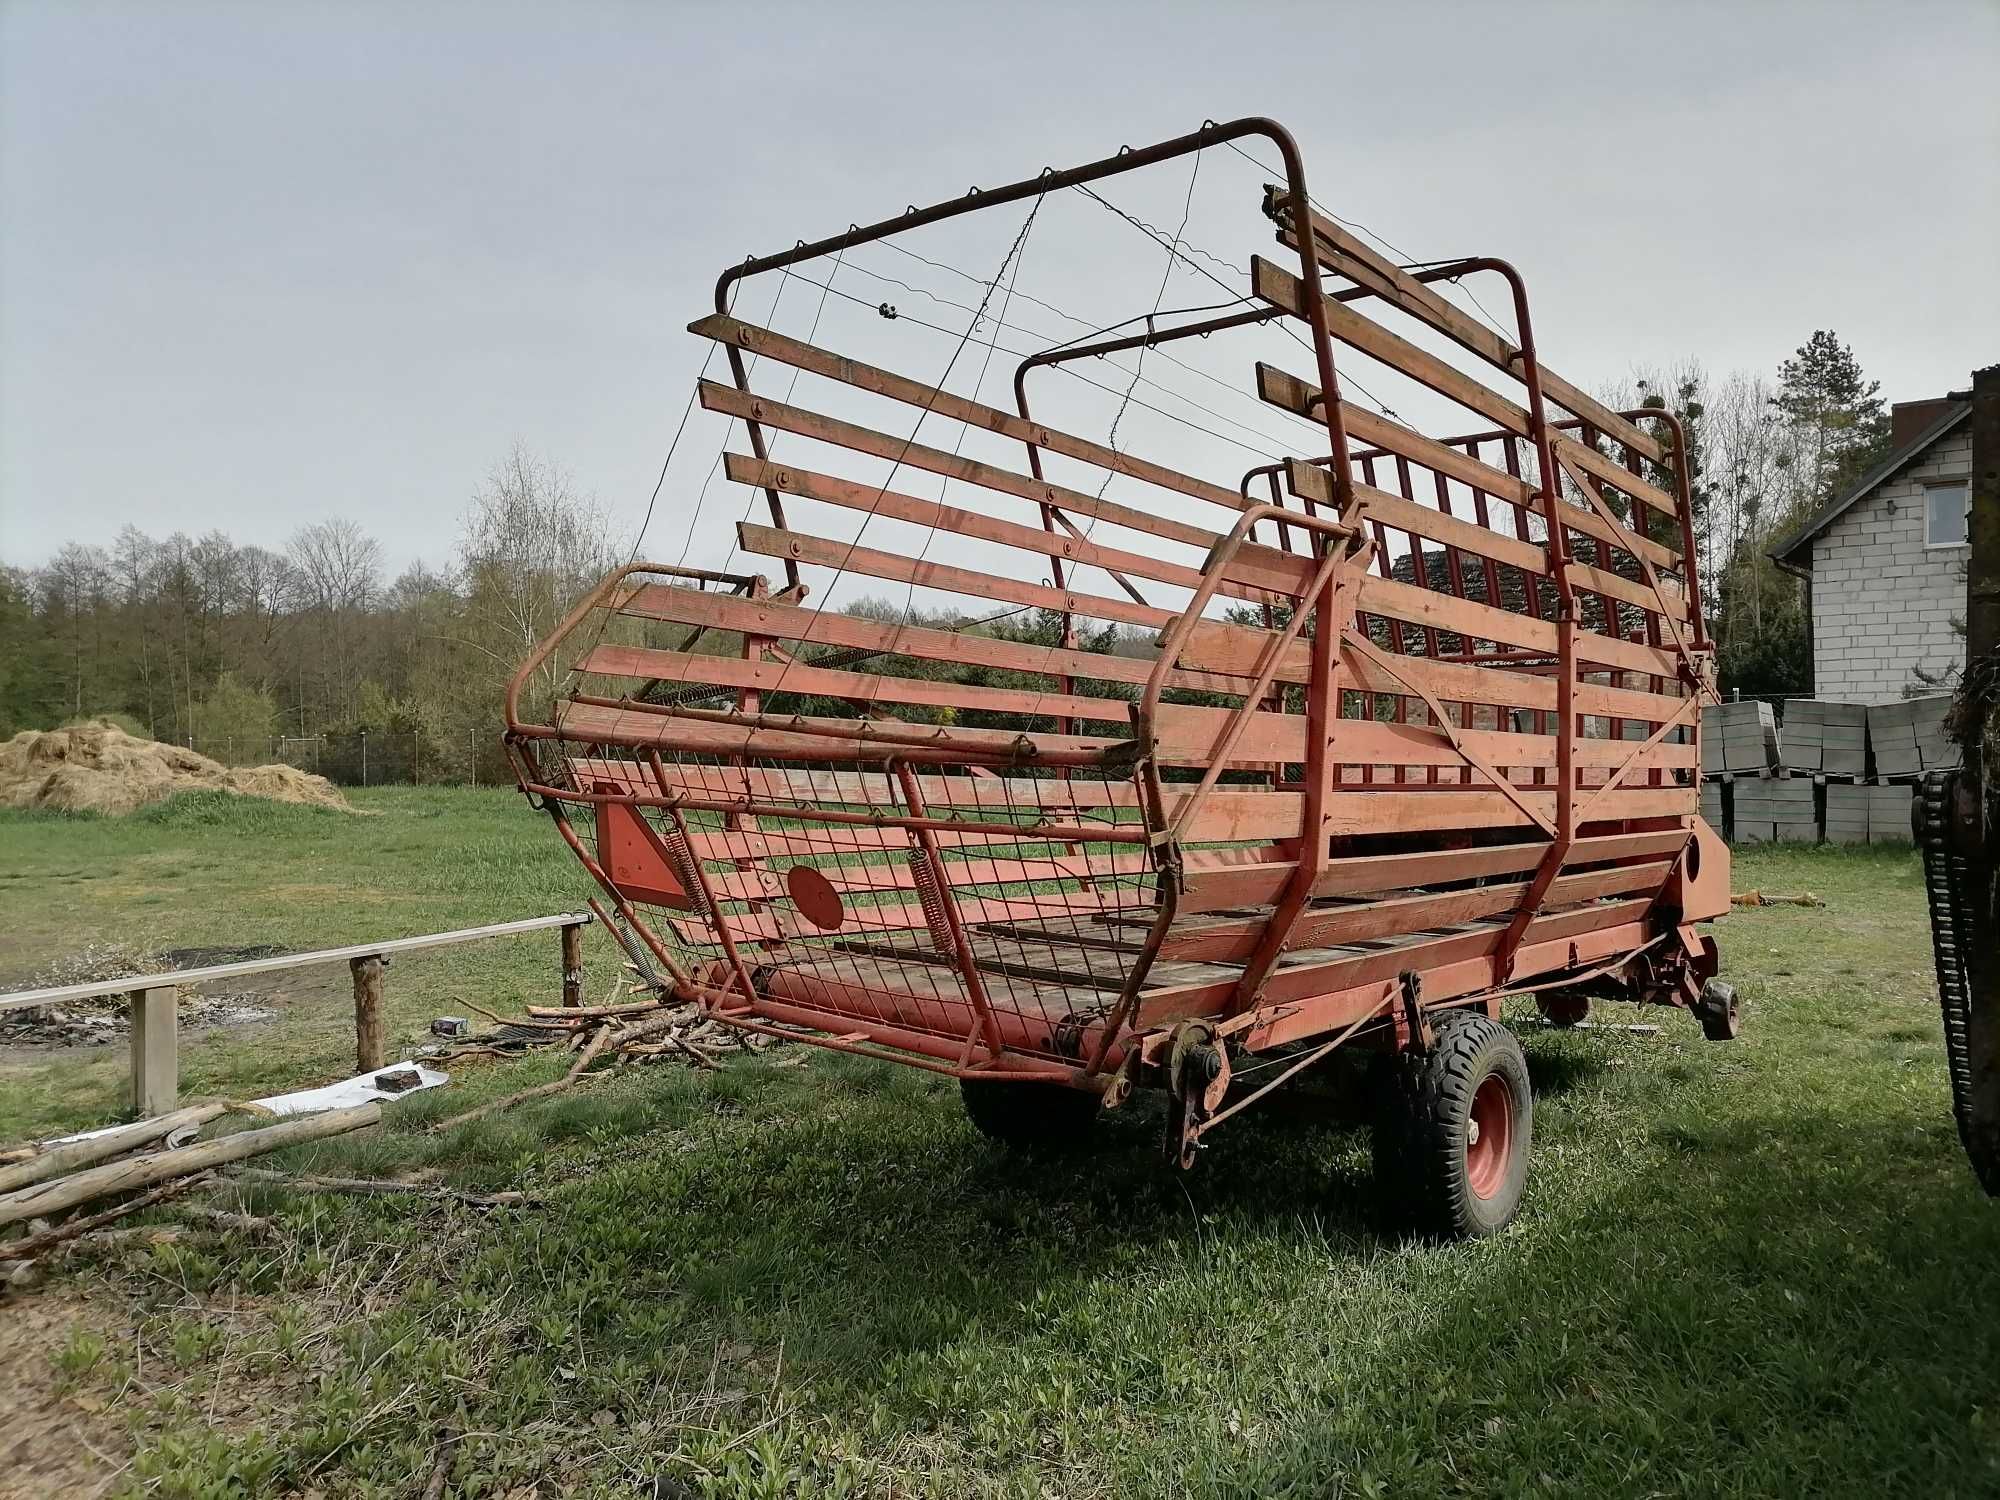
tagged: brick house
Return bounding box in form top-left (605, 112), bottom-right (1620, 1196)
top-left (1769, 388), bottom-right (1974, 702)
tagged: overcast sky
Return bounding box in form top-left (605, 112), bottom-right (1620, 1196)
top-left (3, 0), bottom-right (1996, 581)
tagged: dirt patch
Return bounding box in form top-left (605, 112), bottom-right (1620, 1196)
top-left (0, 1285), bottom-right (134, 1499)
top-left (1, 942), bottom-right (284, 1051)
top-left (0, 720), bottom-right (351, 816)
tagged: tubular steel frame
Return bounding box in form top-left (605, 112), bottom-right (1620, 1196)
top-left (504, 119), bottom-right (1731, 1138)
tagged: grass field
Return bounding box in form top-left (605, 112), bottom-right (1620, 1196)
top-left (1, 787), bottom-right (1997, 1498)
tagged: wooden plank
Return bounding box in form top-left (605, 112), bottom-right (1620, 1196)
top-left (1554, 434), bottom-right (1680, 521)
top-left (1259, 361), bottom-right (1681, 568)
top-left (544, 700), bottom-right (1128, 765)
top-left (700, 381), bottom-right (1223, 551)
top-left (1161, 858), bottom-right (1671, 962)
top-left (1284, 459), bottom-right (1547, 575)
top-left (1172, 784), bottom-right (1690, 842)
top-left (633, 759), bottom-right (1147, 811)
top-left (691, 314), bottom-right (1250, 514)
top-left (1310, 828), bottom-right (1689, 899)
top-left (1, 912), bottom-right (595, 1013)
top-left (729, 453), bottom-right (1258, 597)
top-left (610, 580), bottom-right (1258, 697)
top-left (1174, 627), bottom-right (1687, 723)
top-left (1136, 898), bottom-right (1655, 1026)
top-left (1270, 198), bottom-right (1669, 466)
top-left (1257, 362), bottom-right (1537, 507)
top-left (736, 520), bottom-right (1169, 634)
top-left (578, 643), bottom-right (1139, 726)
top-left (1563, 560), bottom-right (1690, 624)
top-left (1253, 255), bottom-right (1531, 439)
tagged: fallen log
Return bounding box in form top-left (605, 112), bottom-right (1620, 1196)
top-left (0, 1105), bottom-right (383, 1228)
top-left (0, 1101), bottom-right (238, 1195)
top-left (0, 1172), bottom-right (217, 1260)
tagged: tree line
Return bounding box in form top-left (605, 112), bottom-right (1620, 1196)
top-left (0, 446), bottom-right (617, 784)
top-left (0, 334), bottom-right (1896, 775)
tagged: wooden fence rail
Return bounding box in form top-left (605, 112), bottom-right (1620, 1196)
top-left (0, 912), bottom-right (594, 1116)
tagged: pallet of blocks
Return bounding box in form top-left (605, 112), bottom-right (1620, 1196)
top-left (1780, 699), bottom-right (1868, 779)
top-left (1702, 698), bottom-right (1779, 777)
top-left (1733, 775), bottom-right (1816, 843)
top-left (1700, 779), bottom-right (1726, 837)
top-left (1823, 782), bottom-right (1870, 844)
top-left (1867, 782), bottom-right (1915, 842)
top-left (1867, 695), bottom-right (1960, 778)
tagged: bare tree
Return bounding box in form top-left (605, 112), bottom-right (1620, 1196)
top-left (288, 519), bottom-right (384, 729)
top-left (457, 445), bottom-right (621, 718)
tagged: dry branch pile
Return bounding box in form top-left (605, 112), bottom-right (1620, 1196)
top-left (0, 719), bottom-right (351, 815)
top-left (428, 991), bottom-right (783, 1132)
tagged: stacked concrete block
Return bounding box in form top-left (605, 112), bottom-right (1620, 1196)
top-left (1868, 698), bottom-right (1924, 778)
top-left (1734, 776), bottom-right (1815, 843)
top-left (1913, 695), bottom-right (1959, 771)
top-left (1699, 779), bottom-right (1726, 836)
top-left (1823, 782), bottom-right (1870, 844)
top-left (1866, 695), bottom-right (1960, 779)
top-left (1703, 699), bottom-right (1779, 777)
top-left (1866, 783), bottom-right (1915, 843)
top-left (1780, 699), bottom-right (1868, 779)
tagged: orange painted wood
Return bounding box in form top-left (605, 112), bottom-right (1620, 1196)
top-left (691, 314), bottom-right (1250, 514)
top-left (700, 382), bottom-right (1222, 550)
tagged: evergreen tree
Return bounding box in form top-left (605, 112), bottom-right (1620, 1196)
top-left (1769, 330), bottom-right (1893, 511)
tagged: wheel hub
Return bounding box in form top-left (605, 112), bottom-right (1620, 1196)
top-left (1466, 1074), bottom-right (1513, 1200)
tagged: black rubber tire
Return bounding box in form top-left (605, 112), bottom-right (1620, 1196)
top-left (1372, 1013), bottom-right (1532, 1238)
top-left (959, 1079), bottom-right (1100, 1151)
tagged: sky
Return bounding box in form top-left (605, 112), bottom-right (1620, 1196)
top-left (3, 0), bottom-right (1996, 586)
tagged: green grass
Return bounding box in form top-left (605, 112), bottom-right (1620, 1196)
top-left (1, 791), bottom-right (1997, 1497)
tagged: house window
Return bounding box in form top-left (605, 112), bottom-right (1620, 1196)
top-left (1925, 481), bottom-right (1969, 547)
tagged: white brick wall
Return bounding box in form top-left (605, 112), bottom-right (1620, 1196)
top-left (1810, 427), bottom-right (1970, 702)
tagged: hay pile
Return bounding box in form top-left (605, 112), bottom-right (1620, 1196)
top-left (0, 720), bottom-right (351, 815)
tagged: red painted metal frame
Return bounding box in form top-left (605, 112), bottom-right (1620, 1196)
top-left (503, 118), bottom-right (1728, 1114)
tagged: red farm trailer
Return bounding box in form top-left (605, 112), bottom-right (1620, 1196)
top-left (505, 119), bottom-right (1735, 1237)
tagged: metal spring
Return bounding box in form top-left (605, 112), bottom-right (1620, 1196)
top-left (658, 819), bottom-right (718, 922)
top-left (907, 850), bottom-right (956, 955)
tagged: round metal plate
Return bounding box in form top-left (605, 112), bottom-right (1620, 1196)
top-left (786, 864), bottom-right (845, 931)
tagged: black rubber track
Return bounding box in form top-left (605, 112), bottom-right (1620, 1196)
top-left (959, 1078), bottom-right (1100, 1152)
top-left (1373, 1012), bottom-right (1533, 1238)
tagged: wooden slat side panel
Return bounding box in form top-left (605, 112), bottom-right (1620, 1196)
top-left (734, 521), bottom-right (1172, 635)
top-left (1253, 255), bottom-right (1531, 438)
top-left (1256, 362), bottom-right (1539, 508)
top-left (578, 644), bottom-right (1140, 725)
top-left (1269, 199), bottom-right (1669, 466)
top-left (1170, 785), bottom-right (1691, 841)
top-left (691, 314), bottom-right (1251, 514)
top-left (699, 382), bottom-right (1222, 550)
top-left (1160, 858), bottom-right (1673, 961)
top-left (1283, 459), bottom-right (1548, 576)
top-left (1259, 361), bottom-right (1683, 569)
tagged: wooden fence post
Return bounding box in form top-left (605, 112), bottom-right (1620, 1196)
top-left (351, 955), bottom-right (386, 1073)
top-left (560, 922), bottom-right (585, 1008)
top-left (129, 986), bottom-right (177, 1116)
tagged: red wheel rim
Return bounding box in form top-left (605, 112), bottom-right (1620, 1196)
top-left (1466, 1073), bottom-right (1514, 1200)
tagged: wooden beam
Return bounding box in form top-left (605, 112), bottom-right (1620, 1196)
top-left (690, 314), bottom-right (1249, 513)
top-left (1268, 196), bottom-right (1669, 465)
top-left (1252, 255), bottom-right (1531, 439)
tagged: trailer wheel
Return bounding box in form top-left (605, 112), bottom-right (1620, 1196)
top-left (960, 1079), bottom-right (1099, 1152)
top-left (1374, 1014), bottom-right (1532, 1238)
